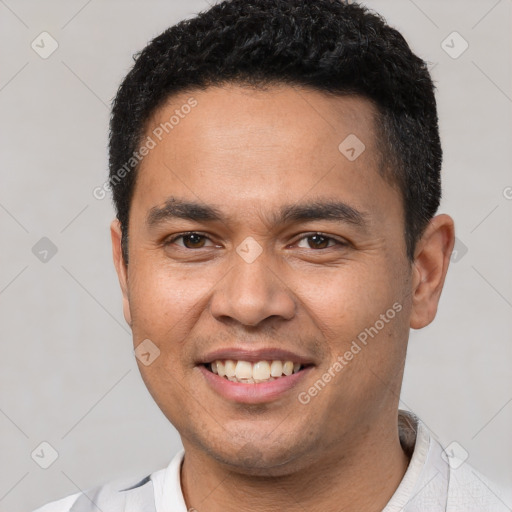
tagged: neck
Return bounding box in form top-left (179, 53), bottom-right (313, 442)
top-left (180, 414), bottom-right (410, 512)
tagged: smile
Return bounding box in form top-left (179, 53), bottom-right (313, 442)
top-left (207, 359), bottom-right (304, 384)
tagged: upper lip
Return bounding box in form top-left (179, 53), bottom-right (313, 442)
top-left (198, 347), bottom-right (315, 366)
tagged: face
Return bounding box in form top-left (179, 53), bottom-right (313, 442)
top-left (111, 84), bottom-right (448, 475)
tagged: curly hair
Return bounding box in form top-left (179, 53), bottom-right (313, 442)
top-left (109, 0), bottom-right (442, 262)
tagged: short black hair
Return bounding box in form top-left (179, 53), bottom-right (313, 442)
top-left (109, 0), bottom-right (441, 263)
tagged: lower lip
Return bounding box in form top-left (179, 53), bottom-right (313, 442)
top-left (198, 365), bottom-right (312, 404)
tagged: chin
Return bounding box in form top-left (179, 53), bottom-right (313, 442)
top-left (199, 434), bottom-right (314, 478)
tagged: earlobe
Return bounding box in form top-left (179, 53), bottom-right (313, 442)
top-left (409, 214), bottom-right (455, 330)
top-left (110, 219), bottom-right (132, 327)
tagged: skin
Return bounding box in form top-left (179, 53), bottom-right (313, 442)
top-left (111, 83), bottom-right (455, 512)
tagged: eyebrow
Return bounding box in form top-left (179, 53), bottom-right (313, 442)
top-left (146, 196), bottom-right (370, 232)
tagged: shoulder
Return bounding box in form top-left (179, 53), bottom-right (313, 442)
top-left (396, 410), bottom-right (511, 512)
top-left (30, 472), bottom-right (157, 512)
top-left (447, 460), bottom-right (512, 512)
top-left (31, 492), bottom-right (81, 512)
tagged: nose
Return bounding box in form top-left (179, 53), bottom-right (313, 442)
top-left (209, 249), bottom-right (296, 327)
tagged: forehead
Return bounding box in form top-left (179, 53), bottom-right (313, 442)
top-left (132, 84), bottom-right (400, 229)
top-left (147, 83), bottom-right (380, 156)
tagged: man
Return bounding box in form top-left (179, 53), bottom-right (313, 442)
top-left (34, 0), bottom-right (510, 511)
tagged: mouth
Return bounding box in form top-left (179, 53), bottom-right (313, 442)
top-left (197, 349), bottom-right (315, 403)
top-left (204, 359), bottom-right (308, 384)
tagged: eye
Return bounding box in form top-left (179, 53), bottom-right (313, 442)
top-left (295, 233), bottom-right (347, 250)
top-left (164, 232), bottom-right (348, 251)
top-left (166, 232), bottom-right (216, 249)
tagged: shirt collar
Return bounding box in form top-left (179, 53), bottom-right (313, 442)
top-left (156, 409), bottom-right (439, 512)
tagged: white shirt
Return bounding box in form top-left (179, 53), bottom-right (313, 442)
top-left (32, 410), bottom-right (511, 512)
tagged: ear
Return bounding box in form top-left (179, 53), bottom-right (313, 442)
top-left (110, 219), bottom-right (132, 327)
top-left (410, 214), bottom-right (455, 329)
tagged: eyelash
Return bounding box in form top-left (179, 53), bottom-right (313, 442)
top-left (164, 232), bottom-right (348, 250)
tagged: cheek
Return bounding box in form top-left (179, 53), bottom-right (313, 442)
top-left (128, 257), bottom-right (211, 325)
top-left (298, 260), bottom-right (409, 397)
top-left (296, 263), bottom-right (399, 343)
top-left (125, 270), bottom-right (193, 369)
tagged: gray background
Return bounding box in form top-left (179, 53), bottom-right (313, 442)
top-left (0, 0), bottom-right (511, 510)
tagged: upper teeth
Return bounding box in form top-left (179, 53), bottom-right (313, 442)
top-left (210, 360), bottom-right (302, 383)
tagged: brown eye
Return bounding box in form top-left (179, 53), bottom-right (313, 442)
top-left (167, 232), bottom-right (214, 249)
top-left (181, 233), bottom-right (206, 248)
top-left (296, 233), bottom-right (341, 250)
top-left (306, 234), bottom-right (331, 249)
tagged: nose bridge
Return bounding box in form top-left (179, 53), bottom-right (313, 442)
top-left (210, 245), bottom-right (296, 326)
